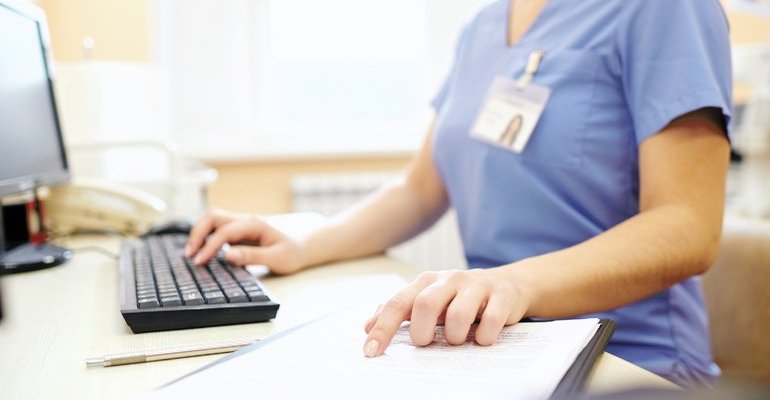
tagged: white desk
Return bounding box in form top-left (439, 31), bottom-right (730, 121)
top-left (0, 235), bottom-right (677, 399)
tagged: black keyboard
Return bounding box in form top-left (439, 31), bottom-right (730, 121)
top-left (119, 234), bottom-right (279, 333)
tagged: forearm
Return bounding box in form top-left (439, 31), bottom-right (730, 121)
top-left (300, 124), bottom-right (448, 268)
top-left (499, 203), bottom-right (723, 318)
top-left (501, 115), bottom-right (729, 318)
top-left (302, 178), bottom-right (448, 267)
top-left (361, 111), bottom-right (731, 354)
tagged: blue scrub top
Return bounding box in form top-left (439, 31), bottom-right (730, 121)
top-left (431, 0), bottom-right (732, 387)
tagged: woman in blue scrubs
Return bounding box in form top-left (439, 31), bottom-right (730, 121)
top-left (187, 0), bottom-right (732, 387)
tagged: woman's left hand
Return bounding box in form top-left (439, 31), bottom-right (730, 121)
top-left (362, 268), bottom-right (531, 357)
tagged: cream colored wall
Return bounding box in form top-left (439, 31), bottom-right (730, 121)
top-left (208, 157), bottom-right (411, 214)
top-left (35, 0), bottom-right (409, 213)
top-left (37, 1), bottom-right (770, 61)
top-left (725, 2), bottom-right (770, 44)
top-left (724, 2), bottom-right (770, 103)
top-left (210, 5), bottom-right (770, 213)
top-left (37, 1), bottom-right (770, 213)
top-left (40, 0), bottom-right (150, 62)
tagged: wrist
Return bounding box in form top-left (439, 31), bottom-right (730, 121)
top-left (296, 225), bottom-right (336, 269)
top-left (492, 261), bottom-right (542, 319)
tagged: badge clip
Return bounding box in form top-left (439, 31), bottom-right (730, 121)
top-left (515, 50), bottom-right (546, 90)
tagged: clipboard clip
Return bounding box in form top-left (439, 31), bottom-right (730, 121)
top-left (515, 50), bottom-right (546, 90)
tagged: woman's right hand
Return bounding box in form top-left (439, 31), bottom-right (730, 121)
top-left (184, 208), bottom-right (308, 275)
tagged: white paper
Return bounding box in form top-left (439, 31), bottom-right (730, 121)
top-left (141, 307), bottom-right (600, 400)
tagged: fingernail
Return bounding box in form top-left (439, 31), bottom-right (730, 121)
top-left (193, 255), bottom-right (202, 265)
top-left (364, 339), bottom-right (379, 357)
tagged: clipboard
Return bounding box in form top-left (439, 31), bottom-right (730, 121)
top-left (161, 315), bottom-right (616, 399)
top-left (551, 318), bottom-right (616, 399)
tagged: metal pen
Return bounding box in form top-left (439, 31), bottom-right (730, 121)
top-left (85, 338), bottom-right (259, 367)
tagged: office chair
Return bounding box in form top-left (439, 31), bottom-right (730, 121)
top-left (702, 217), bottom-right (770, 388)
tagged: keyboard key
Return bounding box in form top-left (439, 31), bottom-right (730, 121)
top-left (204, 291), bottom-right (226, 304)
top-left (137, 284), bottom-right (156, 292)
top-left (136, 279), bottom-right (154, 287)
top-left (241, 283), bottom-right (260, 292)
top-left (212, 274), bottom-right (233, 284)
top-left (220, 282), bottom-right (240, 290)
top-left (214, 272), bottom-right (234, 281)
top-left (158, 285), bottom-right (178, 294)
top-left (230, 268), bottom-right (253, 281)
top-left (199, 283), bottom-right (219, 292)
top-left (247, 291), bottom-right (270, 303)
top-left (174, 235), bottom-right (187, 247)
top-left (138, 290), bottom-right (158, 298)
top-left (224, 288), bottom-right (247, 303)
top-left (193, 270), bottom-right (213, 281)
top-left (182, 292), bottom-right (205, 306)
top-left (137, 289), bottom-right (156, 297)
top-left (139, 297), bottom-right (159, 305)
top-left (160, 296), bottom-right (183, 307)
top-left (159, 290), bottom-right (179, 299)
top-left (178, 284), bottom-right (198, 292)
top-left (138, 298), bottom-right (160, 309)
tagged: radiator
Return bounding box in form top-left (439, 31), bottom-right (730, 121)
top-left (291, 172), bottom-right (467, 270)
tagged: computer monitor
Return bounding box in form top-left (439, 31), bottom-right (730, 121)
top-left (0, 1), bottom-right (71, 273)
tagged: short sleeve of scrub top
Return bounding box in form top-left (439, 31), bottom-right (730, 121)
top-left (430, 0), bottom-right (731, 388)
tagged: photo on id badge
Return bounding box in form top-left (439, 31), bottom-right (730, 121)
top-left (470, 76), bottom-right (550, 154)
top-left (499, 114), bottom-right (524, 148)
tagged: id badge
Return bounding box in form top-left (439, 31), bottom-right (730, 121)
top-left (470, 76), bottom-right (551, 154)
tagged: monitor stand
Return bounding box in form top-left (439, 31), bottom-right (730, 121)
top-left (0, 190), bottom-right (71, 274)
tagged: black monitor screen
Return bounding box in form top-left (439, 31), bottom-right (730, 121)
top-left (0, 2), bottom-right (68, 197)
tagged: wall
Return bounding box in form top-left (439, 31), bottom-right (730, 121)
top-left (207, 157), bottom-right (410, 214)
top-left (207, 3), bottom-right (770, 214)
top-left (727, 3), bottom-right (770, 44)
top-left (37, 1), bottom-right (770, 61)
top-left (36, 0), bottom-right (770, 214)
top-left (39, 0), bottom-right (150, 61)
